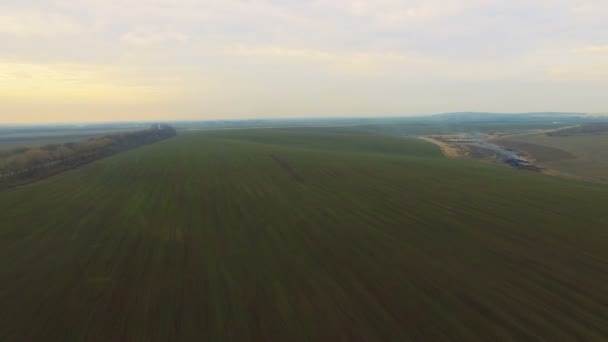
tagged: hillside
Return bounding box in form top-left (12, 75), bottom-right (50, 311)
top-left (498, 130), bottom-right (608, 183)
top-left (0, 128), bottom-right (607, 341)
top-left (548, 123), bottom-right (608, 136)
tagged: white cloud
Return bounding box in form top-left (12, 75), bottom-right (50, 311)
top-left (0, 8), bottom-right (77, 36)
top-left (1, 0), bottom-right (608, 121)
top-left (573, 45), bottom-right (608, 54)
top-left (121, 30), bottom-right (190, 46)
top-left (547, 64), bottom-right (608, 81)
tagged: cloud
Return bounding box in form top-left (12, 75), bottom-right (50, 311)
top-left (1, 0), bottom-right (608, 122)
top-left (547, 64), bottom-right (608, 81)
top-left (0, 61), bottom-right (179, 103)
top-left (573, 45), bottom-right (608, 54)
top-left (228, 45), bottom-right (415, 75)
top-left (0, 8), bottom-right (77, 36)
top-left (121, 30), bottom-right (190, 46)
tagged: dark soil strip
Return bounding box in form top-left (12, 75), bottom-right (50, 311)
top-left (269, 154), bottom-right (303, 182)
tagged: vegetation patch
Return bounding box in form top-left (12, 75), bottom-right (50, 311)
top-left (0, 124), bottom-right (176, 189)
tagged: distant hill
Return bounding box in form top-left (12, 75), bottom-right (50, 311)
top-left (430, 112), bottom-right (587, 122)
top-left (548, 123), bottom-right (608, 136)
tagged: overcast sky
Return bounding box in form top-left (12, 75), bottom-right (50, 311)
top-left (1, 0), bottom-right (607, 123)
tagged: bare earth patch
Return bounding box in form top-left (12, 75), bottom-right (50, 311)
top-left (418, 136), bottom-right (461, 158)
top-left (495, 140), bottom-right (575, 163)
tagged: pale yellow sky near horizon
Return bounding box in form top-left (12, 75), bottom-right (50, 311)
top-left (1, 0), bottom-right (607, 124)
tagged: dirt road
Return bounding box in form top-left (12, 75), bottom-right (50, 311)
top-left (418, 136), bottom-right (461, 158)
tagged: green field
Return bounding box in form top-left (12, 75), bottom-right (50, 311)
top-left (500, 132), bottom-right (608, 182)
top-left (1, 128), bottom-right (608, 341)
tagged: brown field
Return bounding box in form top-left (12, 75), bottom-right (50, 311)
top-left (418, 136), bottom-right (462, 158)
top-left (495, 140), bottom-right (575, 163)
top-left (497, 132), bottom-right (608, 183)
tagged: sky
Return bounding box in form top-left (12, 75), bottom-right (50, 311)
top-left (1, 0), bottom-right (607, 123)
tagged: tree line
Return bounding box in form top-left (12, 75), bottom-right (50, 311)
top-left (0, 124), bottom-right (176, 189)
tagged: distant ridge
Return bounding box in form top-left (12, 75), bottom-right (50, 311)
top-left (433, 112), bottom-right (585, 118)
top-left (429, 112), bottom-right (593, 123)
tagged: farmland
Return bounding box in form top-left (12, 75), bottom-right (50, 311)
top-left (1, 128), bottom-right (608, 341)
top-left (498, 128), bottom-right (608, 182)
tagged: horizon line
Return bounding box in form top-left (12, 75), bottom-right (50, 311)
top-left (2, 111), bottom-right (604, 127)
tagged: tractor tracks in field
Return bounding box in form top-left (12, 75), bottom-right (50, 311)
top-left (269, 154), bottom-right (304, 182)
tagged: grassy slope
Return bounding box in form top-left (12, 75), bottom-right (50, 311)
top-left (1, 129), bottom-right (607, 341)
top-left (501, 133), bottom-right (608, 182)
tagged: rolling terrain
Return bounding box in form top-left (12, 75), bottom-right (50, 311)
top-left (498, 126), bottom-right (608, 183)
top-left (1, 128), bottom-right (607, 341)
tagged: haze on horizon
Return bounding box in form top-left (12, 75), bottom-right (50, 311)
top-left (1, 0), bottom-right (607, 124)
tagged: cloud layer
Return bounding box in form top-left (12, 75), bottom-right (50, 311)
top-left (1, 0), bottom-right (607, 123)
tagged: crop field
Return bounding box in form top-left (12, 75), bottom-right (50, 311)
top-left (1, 128), bottom-right (608, 341)
top-left (499, 132), bottom-right (608, 182)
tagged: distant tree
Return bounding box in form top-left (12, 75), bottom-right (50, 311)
top-left (0, 125), bottom-right (177, 188)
